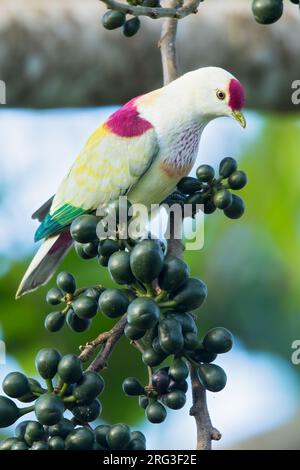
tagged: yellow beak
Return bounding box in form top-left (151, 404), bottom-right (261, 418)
top-left (232, 110), bottom-right (246, 128)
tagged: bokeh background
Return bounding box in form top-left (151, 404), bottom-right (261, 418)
top-left (1, 0), bottom-right (300, 449)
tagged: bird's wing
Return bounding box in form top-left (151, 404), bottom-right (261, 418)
top-left (34, 113), bottom-right (159, 241)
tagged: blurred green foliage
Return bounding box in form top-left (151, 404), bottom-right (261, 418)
top-left (1, 112), bottom-right (300, 426)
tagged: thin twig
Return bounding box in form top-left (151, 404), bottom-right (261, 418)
top-left (189, 364), bottom-right (221, 450)
top-left (79, 314), bottom-right (127, 368)
top-left (99, 0), bottom-right (201, 19)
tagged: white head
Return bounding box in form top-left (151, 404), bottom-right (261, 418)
top-left (166, 66), bottom-right (246, 128)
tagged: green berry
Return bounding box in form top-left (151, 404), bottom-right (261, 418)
top-left (127, 297), bottom-right (160, 330)
top-left (46, 287), bottom-right (64, 305)
top-left (72, 296), bottom-right (98, 319)
top-left (163, 390), bottom-right (186, 410)
top-left (169, 358), bottom-right (189, 382)
top-left (0, 396), bottom-right (19, 427)
top-left (83, 240), bottom-right (99, 258)
top-left (252, 0), bottom-right (283, 24)
top-left (72, 399), bottom-right (101, 423)
top-left (35, 348), bottom-right (61, 379)
top-left (158, 258), bottom-right (189, 293)
top-left (123, 17), bottom-right (141, 37)
top-left (107, 424), bottom-right (131, 450)
top-left (65, 427), bottom-right (95, 450)
top-left (228, 170), bottom-right (247, 190)
top-left (139, 396), bottom-right (149, 409)
top-left (108, 251), bottom-right (135, 285)
top-left (73, 371), bottom-right (105, 403)
top-left (198, 364), bottom-right (227, 392)
top-left (196, 165), bottom-right (215, 182)
top-left (142, 348), bottom-right (167, 367)
top-left (58, 354), bottom-right (83, 384)
top-left (158, 318), bottom-right (184, 354)
top-left (99, 239), bottom-right (119, 257)
top-left (204, 200), bottom-right (217, 214)
top-left (122, 377), bottom-right (145, 396)
top-left (70, 215), bottom-right (98, 243)
top-left (219, 157), bottom-right (237, 178)
top-left (24, 421), bottom-right (46, 446)
top-left (34, 393), bottom-right (65, 425)
top-left (48, 436), bottom-right (65, 450)
top-left (171, 278), bottom-right (207, 311)
top-left (44, 311), bottom-right (65, 332)
top-left (15, 420), bottom-right (31, 440)
top-left (94, 424), bottom-right (111, 448)
top-left (11, 441), bottom-right (28, 450)
top-left (168, 379), bottom-right (188, 393)
top-left (223, 194), bottom-right (245, 219)
top-left (99, 288), bottom-right (129, 318)
top-left (102, 10), bottom-right (126, 30)
top-left (48, 418), bottom-right (74, 438)
top-left (124, 323), bottom-right (145, 340)
top-left (31, 441), bottom-right (49, 450)
top-left (74, 242), bottom-right (95, 259)
top-left (130, 240), bottom-right (164, 283)
top-left (177, 176), bottom-right (203, 194)
top-left (2, 372), bottom-right (30, 398)
top-left (213, 190), bottom-right (232, 209)
top-left (146, 402), bottom-right (166, 423)
top-left (56, 272), bottom-right (76, 294)
top-left (66, 310), bottom-right (91, 332)
top-left (188, 344), bottom-right (217, 364)
top-left (203, 327), bottom-right (233, 354)
top-left (84, 287), bottom-right (104, 302)
top-left (0, 437), bottom-right (20, 450)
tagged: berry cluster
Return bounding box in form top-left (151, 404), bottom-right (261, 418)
top-left (252, 0), bottom-right (299, 25)
top-left (0, 420), bottom-right (145, 451)
top-left (177, 157), bottom-right (247, 219)
top-left (0, 349), bottom-right (104, 429)
top-left (122, 326), bottom-right (232, 423)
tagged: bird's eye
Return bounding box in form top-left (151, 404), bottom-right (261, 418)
top-left (216, 90), bottom-right (226, 101)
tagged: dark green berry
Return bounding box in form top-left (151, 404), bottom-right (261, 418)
top-left (177, 176), bottom-right (203, 194)
top-left (11, 441), bottom-right (28, 450)
top-left (127, 297), bottom-right (160, 330)
top-left (213, 190), bottom-right (232, 209)
top-left (146, 402), bottom-right (166, 423)
top-left (74, 242), bottom-right (95, 259)
top-left (142, 348), bottom-right (167, 367)
top-left (72, 399), bottom-right (101, 423)
top-left (196, 165), bottom-right (215, 182)
top-left (198, 363), bottom-right (227, 392)
top-left (219, 157), bottom-right (237, 178)
top-left (72, 296), bottom-right (98, 319)
top-left (2, 372), bottom-right (30, 398)
top-left (158, 318), bottom-right (184, 354)
top-left (35, 348), bottom-right (61, 379)
top-left (168, 379), bottom-right (188, 393)
top-left (163, 390), bottom-right (186, 410)
top-left (46, 287), bottom-right (64, 305)
top-left (45, 311), bottom-right (65, 332)
top-left (31, 441), bottom-right (49, 450)
top-left (99, 239), bottom-right (119, 257)
top-left (34, 393), bottom-right (65, 425)
top-left (204, 200), bottom-right (217, 214)
top-left (223, 194), bottom-right (245, 219)
top-left (66, 310), bottom-right (91, 332)
top-left (0, 438), bottom-right (20, 450)
top-left (48, 418), bottom-right (74, 438)
top-left (15, 420), bottom-right (31, 440)
top-left (130, 240), bottom-right (164, 283)
top-left (73, 371), bottom-right (105, 403)
top-left (139, 396), bottom-right (149, 409)
top-left (252, 0), bottom-right (283, 24)
top-left (228, 170), bottom-right (247, 190)
top-left (94, 424), bottom-right (111, 448)
top-left (124, 323), bottom-right (145, 340)
top-left (65, 427), bottom-right (95, 450)
top-left (123, 17), bottom-right (141, 37)
top-left (48, 436), bottom-right (65, 450)
top-left (0, 396), bottom-right (19, 427)
top-left (58, 354), bottom-right (83, 384)
top-left (158, 258), bottom-right (189, 293)
top-left (70, 215), bottom-right (98, 243)
top-left (83, 240), bottom-right (99, 258)
top-left (56, 272), bottom-right (76, 294)
top-left (169, 358), bottom-right (189, 382)
top-left (99, 288), bottom-right (129, 318)
top-left (108, 251), bottom-right (135, 285)
top-left (107, 424), bottom-right (131, 450)
top-left (122, 377), bottom-right (145, 396)
top-left (102, 10), bottom-right (126, 30)
top-left (203, 327), bottom-right (233, 354)
top-left (171, 278), bottom-right (207, 311)
top-left (24, 421), bottom-right (46, 446)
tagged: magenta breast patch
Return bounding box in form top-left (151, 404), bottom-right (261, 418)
top-left (228, 79), bottom-right (245, 111)
top-left (106, 97), bottom-right (153, 138)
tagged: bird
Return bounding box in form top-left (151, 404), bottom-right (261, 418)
top-left (16, 66), bottom-right (246, 299)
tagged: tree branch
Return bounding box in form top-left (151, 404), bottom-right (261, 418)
top-left (99, 0), bottom-right (201, 20)
top-left (189, 364), bottom-right (221, 450)
top-left (79, 314), bottom-right (127, 371)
